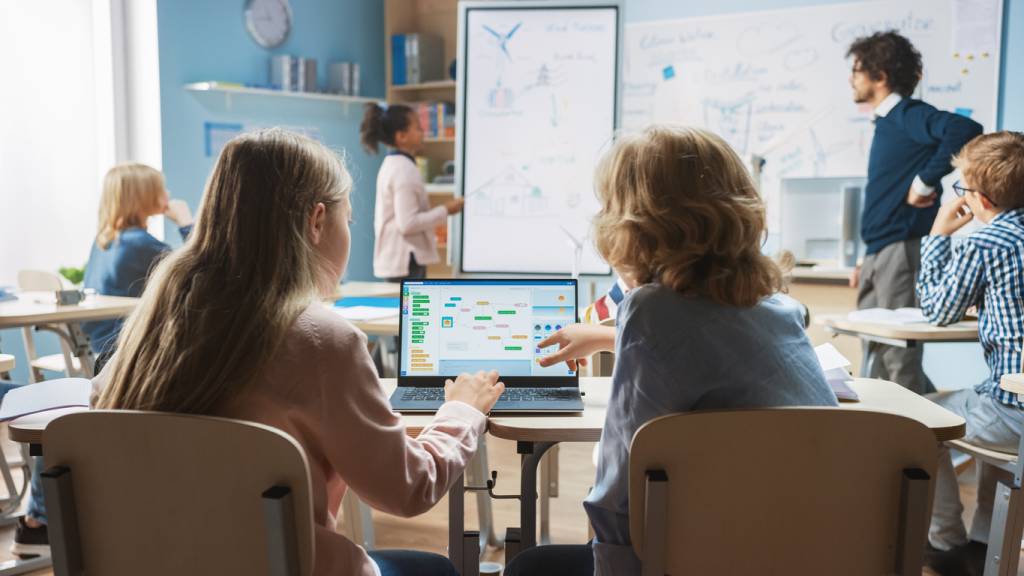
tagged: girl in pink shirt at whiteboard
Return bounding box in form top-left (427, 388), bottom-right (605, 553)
top-left (361, 103), bottom-right (463, 281)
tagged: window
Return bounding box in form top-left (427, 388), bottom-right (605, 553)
top-left (0, 0), bottom-right (161, 286)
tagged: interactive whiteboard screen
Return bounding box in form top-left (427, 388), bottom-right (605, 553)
top-left (459, 4), bottom-right (618, 275)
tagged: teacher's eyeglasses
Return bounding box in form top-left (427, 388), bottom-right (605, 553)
top-left (953, 180), bottom-right (998, 207)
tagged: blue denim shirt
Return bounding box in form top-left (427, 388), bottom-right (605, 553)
top-left (82, 225), bottom-right (191, 355)
top-left (583, 284), bottom-right (837, 574)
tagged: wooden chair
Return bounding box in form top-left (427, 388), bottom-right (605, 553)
top-left (41, 411), bottom-right (314, 576)
top-left (16, 270), bottom-right (83, 381)
top-left (944, 373), bottom-right (1024, 576)
top-left (628, 409), bottom-right (938, 576)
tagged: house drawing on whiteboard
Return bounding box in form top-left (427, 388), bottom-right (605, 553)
top-left (470, 166), bottom-right (547, 217)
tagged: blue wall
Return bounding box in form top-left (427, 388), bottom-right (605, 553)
top-left (156, 0), bottom-right (385, 281)
top-left (0, 0), bottom-right (386, 384)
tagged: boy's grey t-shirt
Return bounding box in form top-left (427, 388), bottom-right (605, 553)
top-left (584, 283), bottom-right (837, 575)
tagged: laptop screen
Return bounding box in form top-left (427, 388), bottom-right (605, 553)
top-left (399, 279), bottom-right (578, 386)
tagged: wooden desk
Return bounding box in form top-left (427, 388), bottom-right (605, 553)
top-left (350, 315), bottom-right (399, 337)
top-left (818, 313), bottom-right (979, 378)
top-left (10, 377), bottom-right (965, 575)
top-left (0, 293), bottom-right (139, 379)
top-left (819, 314), bottom-right (979, 345)
top-left (787, 266), bottom-right (854, 285)
top-left (0, 293), bottom-right (138, 329)
top-left (1000, 373), bottom-right (1024, 395)
top-left (0, 354), bottom-right (13, 374)
top-left (387, 376), bottom-right (965, 563)
top-left (330, 281), bottom-right (402, 301)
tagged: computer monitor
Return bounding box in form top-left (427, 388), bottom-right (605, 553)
top-left (399, 279), bottom-right (578, 387)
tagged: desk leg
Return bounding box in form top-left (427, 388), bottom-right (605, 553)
top-left (860, 338), bottom-right (873, 377)
top-left (448, 474), bottom-right (481, 576)
top-left (65, 323), bottom-right (94, 377)
top-left (517, 441), bottom-right (556, 554)
top-left (449, 474), bottom-right (463, 573)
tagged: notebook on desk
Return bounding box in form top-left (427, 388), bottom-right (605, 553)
top-left (389, 279), bottom-right (584, 414)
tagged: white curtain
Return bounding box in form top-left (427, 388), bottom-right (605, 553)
top-left (0, 0), bottom-right (161, 287)
top-left (0, 0), bottom-right (116, 285)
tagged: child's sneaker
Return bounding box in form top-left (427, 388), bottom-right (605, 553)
top-left (10, 516), bottom-right (49, 559)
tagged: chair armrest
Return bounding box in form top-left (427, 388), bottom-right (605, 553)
top-left (999, 373), bottom-right (1024, 394)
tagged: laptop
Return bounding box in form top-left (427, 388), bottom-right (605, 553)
top-left (390, 279), bottom-right (584, 413)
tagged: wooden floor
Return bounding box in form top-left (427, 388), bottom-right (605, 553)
top-left (0, 428), bottom-right (1021, 575)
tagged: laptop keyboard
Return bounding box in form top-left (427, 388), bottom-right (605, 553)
top-left (401, 387), bottom-right (578, 402)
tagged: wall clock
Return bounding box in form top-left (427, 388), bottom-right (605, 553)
top-left (245, 0), bottom-right (292, 49)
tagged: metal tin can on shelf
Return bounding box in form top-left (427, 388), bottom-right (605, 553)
top-left (328, 62), bottom-right (352, 94)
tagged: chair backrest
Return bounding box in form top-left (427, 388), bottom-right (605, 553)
top-left (629, 408), bottom-right (938, 576)
top-left (42, 411), bottom-right (315, 576)
top-left (17, 269), bottom-right (66, 291)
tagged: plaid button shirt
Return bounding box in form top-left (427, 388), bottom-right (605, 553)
top-left (918, 207), bottom-right (1024, 408)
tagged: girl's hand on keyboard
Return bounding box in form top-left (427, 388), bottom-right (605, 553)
top-left (537, 324), bottom-right (616, 371)
top-left (445, 370), bottom-right (505, 414)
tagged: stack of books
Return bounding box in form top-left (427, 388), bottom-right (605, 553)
top-left (414, 102), bottom-right (455, 140)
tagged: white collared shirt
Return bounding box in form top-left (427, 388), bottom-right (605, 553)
top-left (873, 92), bottom-right (903, 118)
top-left (874, 92), bottom-right (934, 196)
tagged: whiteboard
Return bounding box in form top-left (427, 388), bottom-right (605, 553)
top-left (458, 2), bottom-right (619, 275)
top-left (622, 0), bottom-right (1002, 240)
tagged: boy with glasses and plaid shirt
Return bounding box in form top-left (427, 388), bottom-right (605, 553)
top-left (917, 131), bottom-right (1024, 574)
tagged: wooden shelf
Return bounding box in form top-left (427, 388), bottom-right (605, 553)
top-left (387, 0), bottom-right (459, 281)
top-left (184, 82), bottom-right (382, 110)
top-left (391, 80), bottom-right (456, 93)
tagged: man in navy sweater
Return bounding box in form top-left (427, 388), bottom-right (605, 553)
top-left (847, 31), bottom-right (982, 393)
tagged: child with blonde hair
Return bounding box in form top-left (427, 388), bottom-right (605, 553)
top-left (508, 126), bottom-right (836, 576)
top-left (918, 131), bottom-right (1024, 574)
top-left (83, 163), bottom-right (194, 357)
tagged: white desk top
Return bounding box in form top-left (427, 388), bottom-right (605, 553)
top-left (0, 292), bottom-right (139, 329)
top-left (330, 281), bottom-right (402, 301)
top-left (9, 377), bottom-right (965, 445)
top-left (351, 316), bottom-right (399, 337)
top-left (788, 267), bottom-right (855, 284)
top-left (1000, 373), bottom-right (1024, 395)
top-left (381, 377), bottom-right (966, 443)
top-left (0, 354), bottom-right (14, 373)
top-left (818, 313), bottom-right (979, 342)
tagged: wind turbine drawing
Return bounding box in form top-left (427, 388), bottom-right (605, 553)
top-left (483, 22), bottom-right (522, 59)
top-left (559, 224), bottom-right (586, 280)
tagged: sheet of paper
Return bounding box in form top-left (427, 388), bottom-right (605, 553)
top-left (847, 307), bottom-right (927, 325)
top-left (953, 0), bottom-right (1000, 56)
top-left (824, 367), bottom-right (859, 402)
top-left (814, 343), bottom-right (851, 372)
top-left (0, 378), bottom-right (91, 422)
top-left (335, 306), bottom-right (399, 322)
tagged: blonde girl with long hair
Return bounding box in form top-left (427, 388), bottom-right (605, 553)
top-left (506, 126), bottom-right (837, 576)
top-left (92, 129), bottom-right (503, 576)
top-left (82, 163), bottom-right (194, 358)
